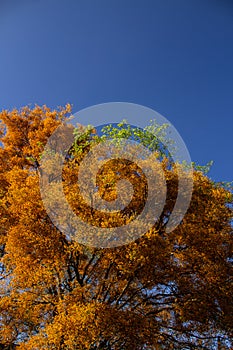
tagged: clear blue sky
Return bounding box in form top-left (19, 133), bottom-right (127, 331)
top-left (0, 0), bottom-right (232, 182)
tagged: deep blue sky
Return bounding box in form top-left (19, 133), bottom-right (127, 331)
top-left (0, 0), bottom-right (232, 182)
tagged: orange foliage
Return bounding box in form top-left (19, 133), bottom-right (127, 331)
top-left (0, 105), bottom-right (232, 349)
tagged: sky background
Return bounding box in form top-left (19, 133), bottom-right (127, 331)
top-left (0, 0), bottom-right (232, 182)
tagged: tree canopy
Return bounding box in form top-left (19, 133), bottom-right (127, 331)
top-left (0, 105), bottom-right (232, 349)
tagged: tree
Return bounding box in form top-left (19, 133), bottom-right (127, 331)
top-left (0, 105), bottom-right (232, 349)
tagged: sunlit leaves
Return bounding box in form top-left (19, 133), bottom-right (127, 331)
top-left (0, 105), bottom-right (232, 349)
